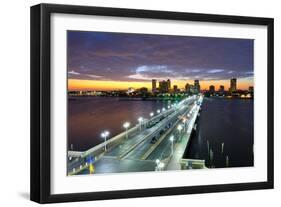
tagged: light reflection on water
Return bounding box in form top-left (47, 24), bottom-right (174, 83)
top-left (68, 96), bottom-right (254, 168)
top-left (68, 97), bottom-right (171, 151)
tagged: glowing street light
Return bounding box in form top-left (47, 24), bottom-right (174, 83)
top-left (162, 107), bottom-right (166, 112)
top-left (138, 117), bottom-right (143, 131)
top-left (182, 117), bottom-right (187, 132)
top-left (159, 162), bottom-right (165, 171)
top-left (177, 124), bottom-right (183, 139)
top-left (177, 124), bottom-right (183, 131)
top-left (170, 135), bottom-right (174, 156)
top-left (155, 159), bottom-right (162, 171)
top-left (168, 105), bottom-right (171, 109)
top-left (123, 122), bottom-right (130, 139)
top-left (156, 159), bottom-right (160, 165)
top-left (157, 109), bottom-right (161, 114)
top-left (150, 112), bottom-right (154, 117)
top-left (101, 130), bottom-right (110, 151)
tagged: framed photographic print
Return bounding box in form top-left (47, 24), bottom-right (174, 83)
top-left (30, 3), bottom-right (274, 203)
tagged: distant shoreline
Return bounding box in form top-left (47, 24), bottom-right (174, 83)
top-left (68, 96), bottom-right (253, 101)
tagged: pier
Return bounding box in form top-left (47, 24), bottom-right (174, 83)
top-left (68, 94), bottom-right (205, 175)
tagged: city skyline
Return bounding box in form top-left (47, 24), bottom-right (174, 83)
top-left (68, 78), bottom-right (252, 92)
top-left (67, 31), bottom-right (254, 91)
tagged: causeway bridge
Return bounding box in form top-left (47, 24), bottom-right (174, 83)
top-left (68, 94), bottom-right (205, 175)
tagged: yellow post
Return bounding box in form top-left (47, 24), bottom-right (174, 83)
top-left (89, 163), bottom-right (95, 174)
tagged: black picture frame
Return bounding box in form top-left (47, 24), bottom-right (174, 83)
top-left (30, 3), bottom-right (274, 204)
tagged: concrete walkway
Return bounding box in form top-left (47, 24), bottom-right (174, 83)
top-left (166, 104), bottom-right (199, 170)
top-left (166, 133), bottom-right (191, 170)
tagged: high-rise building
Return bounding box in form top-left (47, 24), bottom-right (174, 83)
top-left (167, 79), bottom-right (171, 90)
top-left (230, 78), bottom-right (237, 92)
top-left (189, 85), bottom-right (196, 94)
top-left (152, 79), bottom-right (157, 93)
top-left (248, 86), bottom-right (254, 98)
top-left (173, 85), bottom-right (178, 92)
top-left (185, 83), bottom-right (190, 93)
top-left (159, 80), bottom-right (169, 93)
top-left (194, 80), bottom-right (200, 93)
top-left (219, 85), bottom-right (225, 95)
top-left (209, 85), bottom-right (215, 94)
top-left (249, 86), bottom-right (254, 93)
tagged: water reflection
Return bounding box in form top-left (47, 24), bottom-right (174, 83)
top-left (68, 97), bottom-right (170, 151)
top-left (184, 98), bottom-right (254, 168)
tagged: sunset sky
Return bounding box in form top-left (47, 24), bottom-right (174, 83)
top-left (67, 31), bottom-right (254, 91)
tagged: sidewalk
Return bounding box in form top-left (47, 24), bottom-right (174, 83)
top-left (166, 105), bottom-right (199, 170)
top-left (166, 133), bottom-right (191, 170)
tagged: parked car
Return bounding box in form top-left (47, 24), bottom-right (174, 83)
top-left (150, 136), bottom-right (158, 144)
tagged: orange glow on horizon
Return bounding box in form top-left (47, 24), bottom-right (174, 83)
top-left (68, 79), bottom-right (253, 91)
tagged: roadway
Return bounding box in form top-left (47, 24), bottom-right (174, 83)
top-left (124, 103), bottom-right (194, 160)
top-left (147, 119), bottom-right (192, 161)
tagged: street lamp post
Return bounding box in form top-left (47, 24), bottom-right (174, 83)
top-left (159, 162), bottom-right (165, 171)
top-left (177, 124), bottom-right (183, 140)
top-left (101, 130), bottom-right (109, 151)
top-left (170, 135), bottom-right (174, 156)
top-left (149, 112), bottom-right (154, 127)
top-left (155, 159), bottom-right (165, 171)
top-left (138, 117), bottom-right (143, 131)
top-left (182, 117), bottom-right (187, 132)
top-left (155, 159), bottom-right (160, 171)
top-left (123, 122), bottom-right (130, 139)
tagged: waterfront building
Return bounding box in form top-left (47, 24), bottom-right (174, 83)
top-left (152, 79), bottom-right (157, 93)
top-left (249, 86), bottom-right (254, 98)
top-left (230, 78), bottom-right (237, 92)
top-left (139, 87), bottom-right (148, 92)
top-left (138, 87), bottom-right (148, 96)
top-left (185, 83), bottom-right (190, 93)
top-left (209, 85), bottom-right (215, 94)
top-left (194, 80), bottom-right (200, 93)
top-left (127, 87), bottom-right (135, 94)
top-left (159, 80), bottom-right (169, 93)
top-left (167, 79), bottom-right (171, 90)
top-left (173, 85), bottom-right (178, 92)
top-left (189, 85), bottom-right (196, 94)
top-left (219, 85), bottom-right (225, 95)
top-left (249, 86), bottom-right (254, 93)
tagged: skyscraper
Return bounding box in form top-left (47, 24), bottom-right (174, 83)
top-left (209, 85), bottom-right (215, 94)
top-left (230, 78), bottom-right (237, 92)
top-left (167, 79), bottom-right (171, 90)
top-left (219, 85), bottom-right (225, 95)
top-left (173, 85), bottom-right (178, 92)
top-left (249, 86), bottom-right (254, 98)
top-left (185, 83), bottom-right (190, 93)
top-left (194, 80), bottom-right (200, 93)
top-left (190, 85), bottom-right (196, 94)
top-left (152, 79), bottom-right (157, 93)
top-left (159, 80), bottom-right (169, 93)
top-left (249, 86), bottom-right (254, 93)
